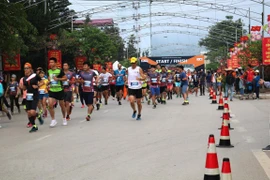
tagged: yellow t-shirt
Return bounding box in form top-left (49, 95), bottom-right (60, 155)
top-left (39, 79), bottom-right (48, 94)
top-left (216, 75), bottom-right (222, 83)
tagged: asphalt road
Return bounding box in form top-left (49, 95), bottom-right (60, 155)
top-left (0, 94), bottom-right (270, 180)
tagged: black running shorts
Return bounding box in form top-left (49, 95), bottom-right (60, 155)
top-left (83, 92), bottom-right (94, 105)
top-left (49, 90), bottom-right (64, 100)
top-left (64, 91), bottom-right (72, 102)
top-left (128, 88), bottom-right (142, 99)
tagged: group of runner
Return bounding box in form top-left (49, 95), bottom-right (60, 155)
top-left (1, 57), bottom-right (196, 133)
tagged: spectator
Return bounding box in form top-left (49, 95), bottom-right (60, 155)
top-left (254, 70), bottom-right (260, 99)
top-left (225, 68), bottom-right (235, 101)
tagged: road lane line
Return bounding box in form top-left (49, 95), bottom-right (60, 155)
top-left (242, 135), bottom-right (255, 143)
top-left (236, 127), bottom-right (247, 132)
top-left (36, 135), bottom-right (52, 141)
top-left (252, 150), bottom-right (270, 179)
top-left (231, 119), bottom-right (240, 124)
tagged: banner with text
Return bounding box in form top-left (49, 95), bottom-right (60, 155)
top-left (3, 54), bottom-right (21, 71)
top-left (75, 56), bottom-right (86, 70)
top-left (48, 50), bottom-right (62, 68)
top-left (263, 37), bottom-right (270, 65)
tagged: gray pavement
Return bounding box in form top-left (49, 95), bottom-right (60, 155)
top-left (0, 95), bottom-right (270, 180)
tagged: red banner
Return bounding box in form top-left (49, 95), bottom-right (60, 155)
top-left (93, 64), bottom-right (101, 71)
top-left (3, 54), bottom-right (21, 71)
top-left (231, 55), bottom-right (240, 68)
top-left (75, 56), bottom-right (86, 70)
top-left (262, 37), bottom-right (270, 65)
top-left (227, 59), bottom-right (232, 68)
top-left (249, 58), bottom-right (259, 67)
top-left (48, 50), bottom-right (62, 68)
top-left (105, 61), bottom-right (113, 70)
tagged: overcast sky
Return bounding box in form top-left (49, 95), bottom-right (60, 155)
top-left (68, 0), bottom-right (269, 57)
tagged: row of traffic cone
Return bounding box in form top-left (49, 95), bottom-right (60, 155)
top-left (204, 134), bottom-right (232, 180)
top-left (205, 91), bottom-right (234, 179)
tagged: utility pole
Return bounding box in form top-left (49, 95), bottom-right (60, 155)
top-left (71, 15), bottom-right (74, 32)
top-left (249, 8), bottom-right (251, 34)
top-left (44, 0), bottom-right (48, 72)
top-left (262, 0), bottom-right (265, 80)
top-left (149, 0), bottom-right (152, 57)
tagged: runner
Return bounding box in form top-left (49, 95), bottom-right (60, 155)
top-left (5, 74), bottom-right (20, 114)
top-left (63, 63), bottom-right (75, 121)
top-left (47, 57), bottom-right (68, 127)
top-left (127, 57), bottom-right (145, 120)
top-left (114, 64), bottom-right (126, 105)
top-left (99, 67), bottom-right (112, 105)
top-left (0, 77), bottom-right (12, 122)
top-left (166, 70), bottom-right (174, 100)
top-left (148, 65), bottom-right (160, 109)
top-left (174, 67), bottom-right (181, 98)
top-left (38, 71), bottom-right (49, 118)
top-left (141, 71), bottom-right (148, 103)
top-left (109, 69), bottom-right (116, 101)
top-left (159, 66), bottom-right (168, 104)
top-left (92, 67), bottom-right (101, 110)
top-left (78, 62), bottom-right (98, 121)
top-left (22, 63), bottom-right (44, 132)
top-left (179, 65), bottom-right (189, 105)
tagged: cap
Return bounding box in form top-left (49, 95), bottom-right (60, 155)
top-left (11, 74), bottom-right (16, 78)
top-left (167, 70), bottom-right (172, 73)
top-left (255, 70), bottom-right (260, 73)
top-left (130, 57), bottom-right (137, 63)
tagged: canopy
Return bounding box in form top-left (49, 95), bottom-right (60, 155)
top-left (112, 61), bottom-right (126, 71)
top-left (140, 57), bottom-right (158, 65)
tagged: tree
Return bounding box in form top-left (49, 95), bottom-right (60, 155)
top-left (84, 14), bottom-right (91, 25)
top-left (0, 1), bottom-right (37, 59)
top-left (127, 34), bottom-right (138, 58)
top-left (199, 16), bottom-right (246, 62)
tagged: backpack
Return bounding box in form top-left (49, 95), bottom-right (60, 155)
top-left (0, 83), bottom-right (4, 97)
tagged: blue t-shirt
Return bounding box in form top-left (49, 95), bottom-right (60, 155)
top-left (180, 72), bottom-right (188, 86)
top-left (114, 69), bottom-right (126, 86)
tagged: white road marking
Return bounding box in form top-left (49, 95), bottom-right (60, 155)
top-left (242, 135), bottom-right (255, 143)
top-left (236, 127), bottom-right (247, 132)
top-left (230, 119), bottom-right (240, 124)
top-left (252, 150), bottom-right (270, 179)
top-left (36, 135), bottom-right (52, 141)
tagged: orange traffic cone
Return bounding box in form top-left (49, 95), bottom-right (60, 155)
top-left (219, 113), bottom-right (234, 130)
top-left (217, 93), bottom-right (224, 110)
top-left (217, 119), bottom-right (234, 148)
top-left (211, 92), bottom-right (217, 104)
top-left (221, 158), bottom-right (232, 180)
top-left (209, 88), bottom-right (213, 99)
top-left (204, 134), bottom-right (220, 180)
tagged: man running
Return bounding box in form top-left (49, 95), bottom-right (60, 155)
top-left (78, 62), bottom-right (98, 121)
top-left (148, 65), bottom-right (160, 109)
top-left (174, 67), bottom-right (181, 98)
top-left (179, 65), bottom-right (189, 105)
top-left (63, 63), bottom-right (75, 121)
top-left (159, 66), bottom-right (168, 104)
top-left (23, 63), bottom-right (44, 132)
top-left (127, 57), bottom-right (145, 120)
top-left (47, 57), bottom-right (67, 127)
top-left (114, 64), bottom-right (126, 105)
top-left (167, 70), bottom-right (174, 100)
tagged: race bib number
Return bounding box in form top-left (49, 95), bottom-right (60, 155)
top-left (117, 77), bottom-right (121, 82)
top-left (162, 78), bottom-right (166, 82)
top-left (103, 78), bottom-right (108, 83)
top-left (10, 86), bottom-right (15, 92)
top-left (131, 82), bottom-right (139, 87)
top-left (151, 78), bottom-right (157, 83)
top-left (168, 79), bottom-right (172, 83)
top-left (84, 81), bottom-right (91, 87)
top-left (63, 81), bottom-right (69, 86)
top-left (39, 89), bottom-right (45, 94)
top-left (111, 80), bottom-right (115, 83)
top-left (26, 93), bottom-right (33, 101)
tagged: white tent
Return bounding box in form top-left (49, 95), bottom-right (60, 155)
top-left (113, 61), bottom-right (126, 71)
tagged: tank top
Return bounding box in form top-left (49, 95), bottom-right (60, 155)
top-left (128, 66), bottom-right (142, 89)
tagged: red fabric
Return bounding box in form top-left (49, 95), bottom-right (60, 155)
top-left (246, 70), bottom-right (255, 82)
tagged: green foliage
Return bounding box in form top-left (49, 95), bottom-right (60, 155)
top-left (199, 16), bottom-right (246, 62)
top-left (127, 34), bottom-right (138, 58)
top-left (206, 62), bottom-right (219, 70)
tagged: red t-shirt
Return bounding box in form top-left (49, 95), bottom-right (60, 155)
top-left (246, 70), bottom-right (255, 82)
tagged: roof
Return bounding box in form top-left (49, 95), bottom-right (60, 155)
top-left (73, 18), bottom-right (114, 26)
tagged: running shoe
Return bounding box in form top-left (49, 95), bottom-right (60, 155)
top-left (38, 116), bottom-right (44, 125)
top-left (96, 103), bottom-right (100, 110)
top-left (136, 114), bottom-right (141, 120)
top-left (86, 115), bottom-right (91, 121)
top-left (132, 111), bottom-right (137, 118)
top-left (63, 119), bottom-right (67, 126)
top-left (81, 104), bottom-right (85, 108)
top-left (147, 100), bottom-right (150, 105)
top-left (118, 101), bottom-right (122, 105)
top-left (153, 104), bottom-right (156, 109)
top-left (29, 125), bottom-right (38, 133)
top-left (182, 102), bottom-right (188, 105)
top-left (50, 120), bottom-right (57, 127)
top-left (27, 122), bottom-right (32, 128)
top-left (105, 101), bottom-right (108, 105)
top-left (66, 115), bottom-right (71, 121)
top-left (6, 112), bottom-right (12, 120)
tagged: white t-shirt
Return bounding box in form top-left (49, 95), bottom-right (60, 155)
top-left (99, 72), bottom-right (112, 86)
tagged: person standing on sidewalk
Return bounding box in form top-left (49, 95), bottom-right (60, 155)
top-left (47, 57), bottom-right (67, 127)
top-left (5, 74), bottom-right (20, 114)
top-left (225, 68), bottom-right (235, 101)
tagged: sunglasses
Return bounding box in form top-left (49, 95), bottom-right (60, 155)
top-left (24, 67), bottom-right (30, 70)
